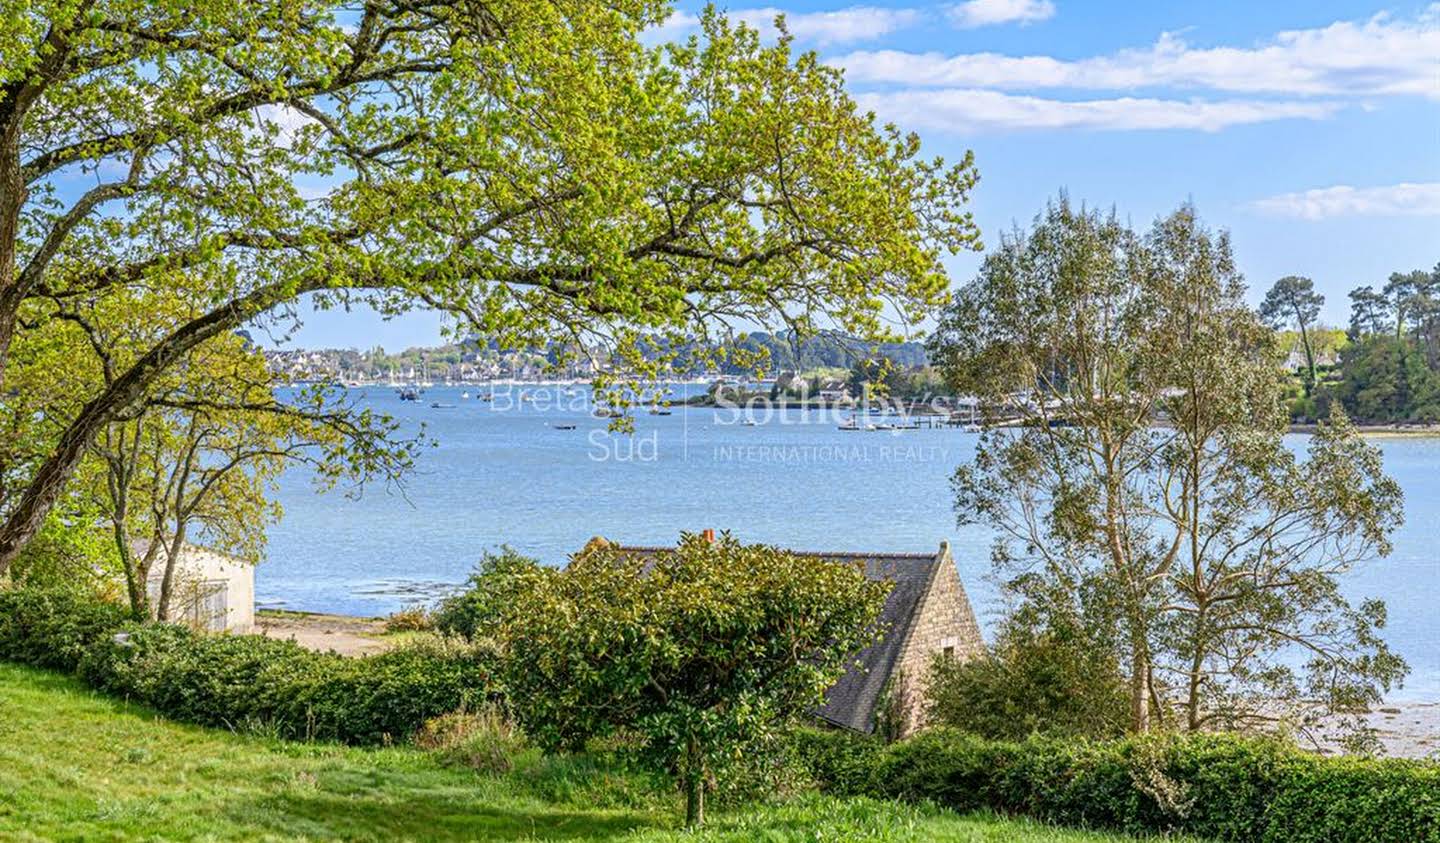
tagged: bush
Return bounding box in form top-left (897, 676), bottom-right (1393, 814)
top-left (0, 586), bottom-right (497, 746)
top-left (433, 547), bottom-right (543, 640)
top-left (416, 707), bottom-right (527, 773)
top-left (79, 621), bottom-right (496, 744)
top-left (384, 605), bottom-right (434, 633)
top-left (795, 726), bottom-right (1440, 842)
top-left (786, 727), bottom-right (885, 795)
top-left (927, 579), bottom-right (1129, 742)
top-left (294, 637), bottom-right (497, 744)
top-left (0, 587), bottom-right (130, 671)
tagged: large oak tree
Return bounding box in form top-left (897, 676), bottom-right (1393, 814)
top-left (0, 1), bottom-right (980, 573)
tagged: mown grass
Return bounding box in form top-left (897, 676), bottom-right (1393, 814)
top-left (0, 663), bottom-right (1187, 842)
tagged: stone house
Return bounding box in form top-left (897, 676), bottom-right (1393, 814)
top-left (586, 537), bottom-right (984, 738)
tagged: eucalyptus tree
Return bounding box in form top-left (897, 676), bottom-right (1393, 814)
top-left (932, 200), bottom-right (1405, 734)
top-left (1258, 275), bottom-right (1324, 396)
top-left (0, 2), bottom-right (980, 574)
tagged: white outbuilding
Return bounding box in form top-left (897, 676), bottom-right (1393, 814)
top-left (133, 540), bottom-right (256, 633)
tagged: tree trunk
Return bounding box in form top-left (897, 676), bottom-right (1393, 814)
top-left (112, 518), bottom-right (151, 621)
top-left (1129, 645), bottom-right (1150, 733)
top-left (1298, 319), bottom-right (1317, 398)
top-left (0, 128), bottom-right (24, 391)
top-left (683, 740), bottom-right (705, 829)
top-left (0, 392), bottom-right (116, 575)
top-left (157, 524), bottom-right (188, 622)
top-left (0, 276), bottom-right (318, 575)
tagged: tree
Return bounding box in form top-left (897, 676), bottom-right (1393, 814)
top-left (495, 533), bottom-right (888, 827)
top-left (1348, 285), bottom-right (1391, 339)
top-left (1383, 269), bottom-right (1431, 341)
top-left (927, 574), bottom-right (1129, 741)
top-left (0, 274), bottom-right (415, 612)
top-left (0, 3), bottom-right (980, 573)
top-left (930, 199), bottom-right (1406, 734)
top-left (1335, 265), bottom-right (1440, 422)
top-left (89, 331), bottom-right (416, 620)
top-left (1259, 276), bottom-right (1324, 396)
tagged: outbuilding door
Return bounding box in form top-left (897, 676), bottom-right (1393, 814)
top-left (192, 580), bottom-right (229, 632)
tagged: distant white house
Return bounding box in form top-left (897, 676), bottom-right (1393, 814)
top-left (1283, 345), bottom-right (1339, 372)
top-left (132, 540), bottom-right (255, 633)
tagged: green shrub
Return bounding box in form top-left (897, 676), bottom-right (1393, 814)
top-left (292, 637), bottom-right (496, 744)
top-left (0, 586), bottom-right (498, 746)
top-left (81, 623), bottom-right (333, 731)
top-left (0, 587), bottom-right (130, 671)
top-left (80, 623), bottom-right (495, 744)
top-left (384, 604), bottom-right (434, 633)
top-left (433, 548), bottom-right (543, 640)
top-left (927, 579), bottom-right (1129, 742)
top-left (415, 707), bottom-right (527, 773)
top-left (786, 727), bottom-right (886, 795)
top-left (796, 726), bottom-right (1440, 842)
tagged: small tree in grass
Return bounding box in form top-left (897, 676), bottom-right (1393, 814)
top-left (497, 533), bottom-right (889, 827)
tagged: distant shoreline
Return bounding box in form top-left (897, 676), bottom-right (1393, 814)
top-left (1291, 423), bottom-right (1440, 437)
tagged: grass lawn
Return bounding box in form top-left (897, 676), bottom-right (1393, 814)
top-left (0, 663), bottom-right (1182, 842)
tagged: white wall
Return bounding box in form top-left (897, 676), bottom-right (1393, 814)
top-left (137, 541), bottom-right (255, 633)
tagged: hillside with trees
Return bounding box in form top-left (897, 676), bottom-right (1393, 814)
top-left (1267, 264), bottom-right (1440, 423)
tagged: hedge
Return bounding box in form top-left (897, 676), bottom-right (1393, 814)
top-left (790, 727), bottom-right (1440, 842)
top-left (0, 587), bottom-right (131, 671)
top-left (0, 587), bottom-right (495, 745)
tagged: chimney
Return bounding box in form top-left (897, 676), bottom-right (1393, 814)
top-left (702, 528), bottom-right (715, 543)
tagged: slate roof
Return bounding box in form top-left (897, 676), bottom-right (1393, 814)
top-left (601, 542), bottom-right (949, 734)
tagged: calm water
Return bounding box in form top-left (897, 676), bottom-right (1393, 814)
top-left (260, 386), bottom-right (1440, 700)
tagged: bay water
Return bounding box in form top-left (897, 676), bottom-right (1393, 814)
top-left (260, 385), bottom-right (1440, 700)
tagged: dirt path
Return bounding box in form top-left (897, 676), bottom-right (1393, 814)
top-left (255, 610), bottom-right (394, 657)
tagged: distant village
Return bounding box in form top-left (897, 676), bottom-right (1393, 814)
top-left (263, 332), bottom-right (931, 387)
top-left (264, 343), bottom-right (590, 385)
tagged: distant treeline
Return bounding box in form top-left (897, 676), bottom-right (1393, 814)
top-left (275, 330), bottom-right (930, 380)
top-left (1267, 263), bottom-right (1440, 423)
top-left (629, 330), bottom-right (928, 374)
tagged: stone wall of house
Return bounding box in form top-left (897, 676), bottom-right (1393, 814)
top-left (890, 544), bottom-right (986, 737)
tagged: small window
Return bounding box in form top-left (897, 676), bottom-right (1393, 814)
top-left (942, 646), bottom-right (955, 659)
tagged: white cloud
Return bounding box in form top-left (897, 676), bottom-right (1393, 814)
top-left (948, 0), bottom-right (1054, 29)
top-left (836, 5), bottom-right (1440, 98)
top-left (247, 105), bottom-right (318, 148)
top-left (857, 89), bottom-right (1340, 132)
top-left (1251, 182), bottom-right (1440, 219)
top-left (650, 6), bottom-right (921, 47)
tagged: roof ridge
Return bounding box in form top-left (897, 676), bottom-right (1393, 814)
top-left (613, 544), bottom-right (937, 560)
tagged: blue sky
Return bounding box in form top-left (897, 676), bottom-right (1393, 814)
top-left (282, 0), bottom-right (1439, 349)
